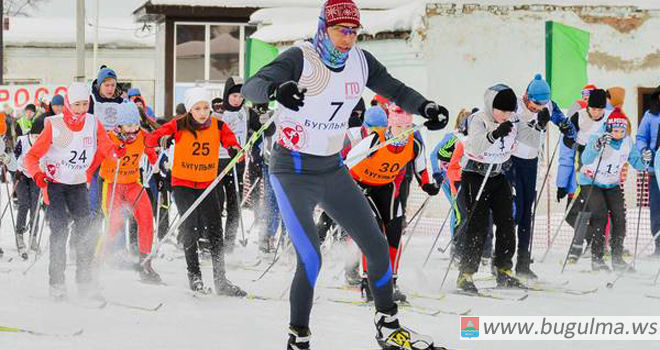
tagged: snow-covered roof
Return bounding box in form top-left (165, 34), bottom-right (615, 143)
top-left (145, 0), bottom-right (660, 10)
top-left (4, 17), bottom-right (155, 48)
top-left (249, 0), bottom-right (660, 43)
top-left (250, 2), bottom-right (426, 43)
top-left (143, 0), bottom-right (404, 9)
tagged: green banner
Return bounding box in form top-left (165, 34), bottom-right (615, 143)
top-left (245, 38), bottom-right (279, 78)
top-left (545, 21), bottom-right (590, 108)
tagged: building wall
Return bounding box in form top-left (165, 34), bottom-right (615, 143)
top-left (4, 45), bottom-right (157, 108)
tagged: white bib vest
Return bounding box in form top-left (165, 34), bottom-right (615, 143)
top-left (512, 99), bottom-right (550, 159)
top-left (16, 135), bottom-right (35, 176)
top-left (581, 137), bottom-right (631, 185)
top-left (576, 109), bottom-right (606, 146)
top-left (43, 115), bottom-right (97, 185)
top-left (92, 94), bottom-right (122, 131)
top-left (219, 108), bottom-right (249, 159)
top-left (466, 115), bottom-right (518, 164)
top-left (276, 42), bottom-right (367, 156)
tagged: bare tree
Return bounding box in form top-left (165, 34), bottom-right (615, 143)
top-left (3, 0), bottom-right (49, 17)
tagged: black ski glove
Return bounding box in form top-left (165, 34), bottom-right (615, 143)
top-left (537, 108), bottom-right (550, 129)
top-left (269, 81), bottom-right (307, 111)
top-left (558, 120), bottom-right (573, 136)
top-left (595, 134), bottom-right (612, 151)
top-left (422, 183), bottom-right (440, 196)
top-left (557, 187), bottom-right (568, 202)
top-left (489, 121), bottom-right (514, 141)
top-left (419, 101), bottom-right (449, 131)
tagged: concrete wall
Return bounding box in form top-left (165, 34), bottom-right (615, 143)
top-left (4, 45), bottom-right (157, 108)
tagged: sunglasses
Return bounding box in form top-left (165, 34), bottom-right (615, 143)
top-left (331, 25), bottom-right (361, 37)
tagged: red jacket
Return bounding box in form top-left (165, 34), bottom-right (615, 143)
top-left (145, 117), bottom-right (240, 189)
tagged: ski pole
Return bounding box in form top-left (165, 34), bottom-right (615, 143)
top-left (233, 166), bottom-right (248, 247)
top-left (343, 125), bottom-right (423, 167)
top-left (392, 195), bottom-right (431, 275)
top-left (423, 185), bottom-right (463, 267)
top-left (240, 177), bottom-right (262, 208)
top-left (95, 158), bottom-right (121, 257)
top-left (632, 166), bottom-right (649, 267)
top-left (26, 190), bottom-right (43, 252)
top-left (528, 137), bottom-right (561, 258)
top-left (22, 204), bottom-right (49, 275)
top-left (144, 111), bottom-right (278, 265)
top-left (560, 149), bottom-right (605, 274)
top-left (4, 181), bottom-right (19, 242)
top-left (606, 228), bottom-right (660, 289)
top-left (440, 162), bottom-right (494, 289)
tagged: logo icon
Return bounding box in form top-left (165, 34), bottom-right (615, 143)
top-left (461, 317), bottom-right (479, 338)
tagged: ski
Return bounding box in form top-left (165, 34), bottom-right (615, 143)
top-left (327, 298), bottom-right (470, 317)
top-left (453, 290), bottom-right (529, 301)
top-left (407, 292), bottom-right (447, 301)
top-left (0, 325), bottom-right (84, 337)
top-left (645, 294), bottom-right (660, 300)
top-left (108, 301), bottom-right (164, 312)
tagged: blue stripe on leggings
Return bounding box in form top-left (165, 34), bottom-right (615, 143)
top-left (374, 264), bottom-right (392, 289)
top-left (291, 151), bottom-right (302, 174)
top-left (269, 174), bottom-right (320, 288)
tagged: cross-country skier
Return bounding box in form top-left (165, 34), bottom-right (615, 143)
top-left (91, 102), bottom-right (161, 283)
top-left (579, 108), bottom-right (650, 271)
top-left (558, 89), bottom-right (608, 262)
top-left (24, 82), bottom-right (121, 301)
top-left (242, 1), bottom-right (449, 348)
top-left (13, 116), bottom-right (44, 259)
top-left (505, 74), bottom-right (575, 279)
top-left (636, 84), bottom-right (660, 256)
top-left (346, 104), bottom-right (439, 303)
top-left (145, 87), bottom-right (246, 297)
top-left (456, 84), bottom-right (525, 293)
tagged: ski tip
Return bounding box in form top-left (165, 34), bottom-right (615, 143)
top-left (518, 294), bottom-right (529, 301)
top-left (73, 329), bottom-right (84, 336)
top-left (153, 302), bottom-right (164, 311)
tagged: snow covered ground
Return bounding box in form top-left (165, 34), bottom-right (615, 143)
top-left (1, 205), bottom-right (660, 350)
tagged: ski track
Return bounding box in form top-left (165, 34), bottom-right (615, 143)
top-left (1, 221), bottom-right (660, 350)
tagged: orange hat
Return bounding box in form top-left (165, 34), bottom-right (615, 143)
top-left (607, 87), bottom-right (625, 108)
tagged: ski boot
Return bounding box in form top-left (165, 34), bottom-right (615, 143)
top-left (15, 232), bottom-right (28, 260)
top-left (375, 304), bottom-right (439, 350)
top-left (457, 272), bottom-right (478, 293)
top-left (214, 278), bottom-right (247, 297)
top-left (344, 264), bottom-right (362, 287)
top-left (0, 246), bottom-right (4, 257)
top-left (515, 252), bottom-right (538, 280)
top-left (212, 247), bottom-right (247, 297)
top-left (49, 283), bottom-right (67, 301)
top-left (138, 254), bottom-right (162, 284)
top-left (496, 268), bottom-right (527, 289)
top-left (188, 272), bottom-right (207, 293)
top-left (287, 326), bottom-right (311, 350)
top-left (612, 256), bottom-right (635, 273)
top-left (361, 277), bottom-right (374, 302)
top-left (392, 278), bottom-right (407, 303)
top-left (591, 257), bottom-right (611, 272)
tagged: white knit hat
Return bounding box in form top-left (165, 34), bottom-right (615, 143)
top-left (67, 82), bottom-right (90, 104)
top-left (184, 87), bottom-right (211, 112)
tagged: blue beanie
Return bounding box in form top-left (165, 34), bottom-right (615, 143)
top-left (527, 74), bottom-right (551, 105)
top-left (364, 106), bottom-right (388, 128)
top-left (97, 67), bottom-right (117, 84)
top-left (127, 88), bottom-right (141, 97)
top-left (51, 95), bottom-right (65, 106)
top-left (117, 102), bottom-right (141, 126)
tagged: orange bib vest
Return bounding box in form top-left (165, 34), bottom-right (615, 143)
top-left (100, 131), bottom-right (146, 184)
top-left (350, 129), bottom-right (414, 186)
top-left (171, 119), bottom-right (221, 182)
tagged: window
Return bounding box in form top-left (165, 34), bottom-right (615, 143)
top-left (173, 23), bottom-right (257, 107)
